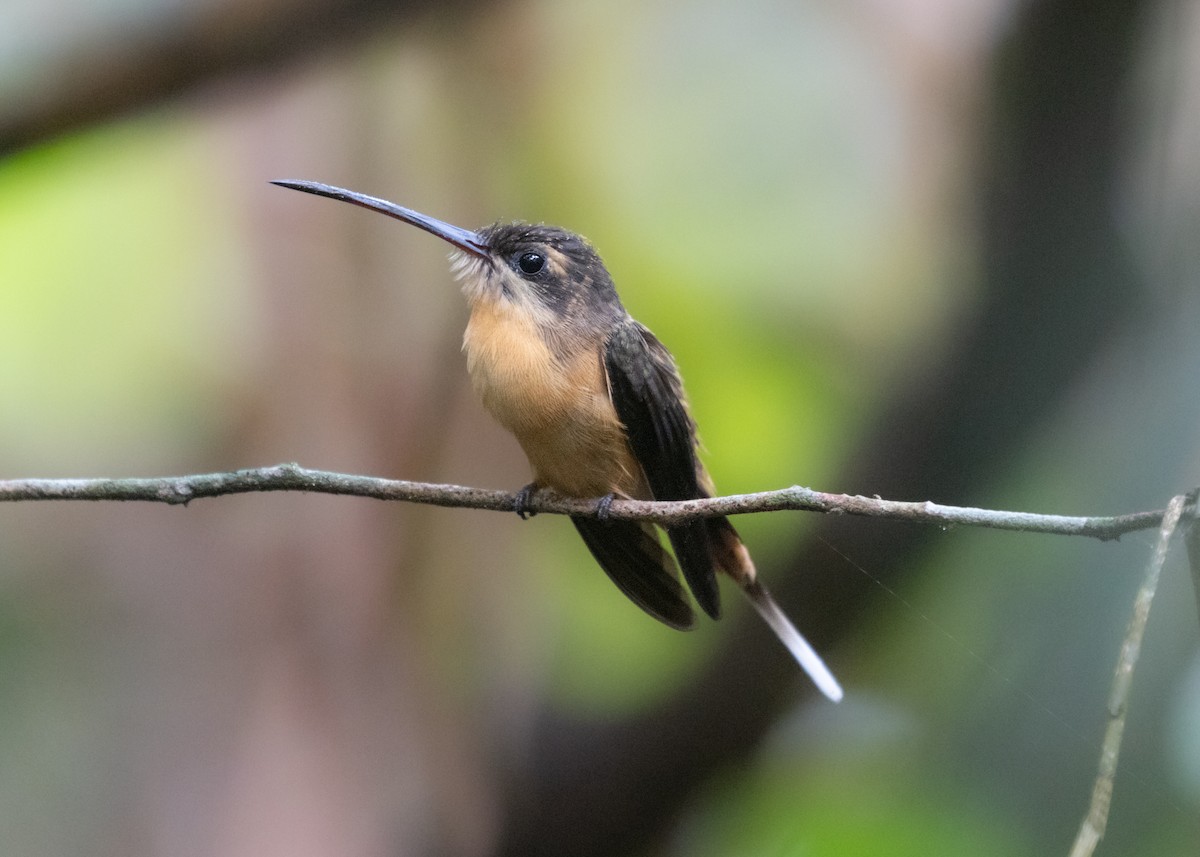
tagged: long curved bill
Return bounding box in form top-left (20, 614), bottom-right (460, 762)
top-left (271, 179), bottom-right (491, 259)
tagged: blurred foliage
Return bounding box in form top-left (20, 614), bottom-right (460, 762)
top-left (684, 735), bottom-right (1027, 857)
top-left (0, 119), bottom-right (253, 474)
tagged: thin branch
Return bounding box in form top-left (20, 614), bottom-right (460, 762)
top-left (1067, 493), bottom-right (1188, 857)
top-left (1185, 517), bottom-right (1200, 630)
top-left (0, 463), bottom-right (1187, 540)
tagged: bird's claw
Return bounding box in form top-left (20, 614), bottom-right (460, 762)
top-left (595, 493), bottom-right (616, 521)
top-left (514, 483), bottom-right (539, 520)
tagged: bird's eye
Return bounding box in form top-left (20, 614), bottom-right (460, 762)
top-left (517, 252), bottom-right (545, 275)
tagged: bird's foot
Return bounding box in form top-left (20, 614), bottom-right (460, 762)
top-left (514, 483), bottom-right (539, 520)
top-left (595, 493), bottom-right (616, 521)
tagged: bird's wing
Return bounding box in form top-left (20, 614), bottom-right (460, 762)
top-left (571, 516), bottom-right (694, 630)
top-left (603, 320), bottom-right (720, 619)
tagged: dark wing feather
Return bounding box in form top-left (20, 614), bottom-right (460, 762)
top-left (604, 320), bottom-right (720, 619)
top-left (572, 517), bottom-right (694, 630)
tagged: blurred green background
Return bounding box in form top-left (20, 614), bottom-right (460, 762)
top-left (1, 0), bottom-right (1198, 855)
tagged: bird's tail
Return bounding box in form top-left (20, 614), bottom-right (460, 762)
top-left (740, 577), bottom-right (843, 702)
top-left (708, 518), bottom-right (844, 702)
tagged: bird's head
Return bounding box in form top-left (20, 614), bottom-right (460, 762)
top-left (271, 180), bottom-right (625, 339)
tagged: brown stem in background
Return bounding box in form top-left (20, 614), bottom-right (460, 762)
top-left (0, 0), bottom-right (471, 157)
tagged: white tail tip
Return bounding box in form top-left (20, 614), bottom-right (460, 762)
top-left (743, 579), bottom-right (843, 702)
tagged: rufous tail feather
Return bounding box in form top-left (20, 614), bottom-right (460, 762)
top-left (707, 516), bottom-right (842, 700)
top-left (741, 578), bottom-right (843, 702)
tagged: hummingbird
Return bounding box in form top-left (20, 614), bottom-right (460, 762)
top-left (272, 179), bottom-right (842, 701)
